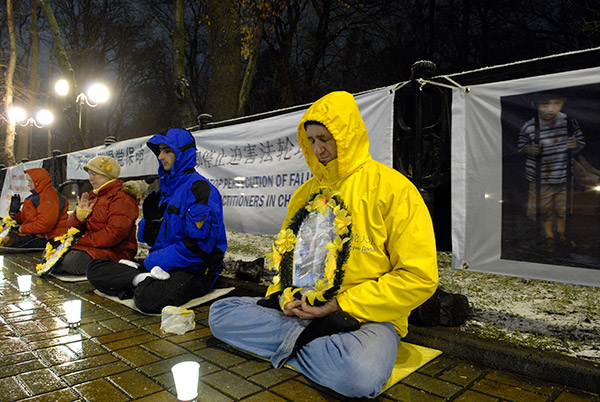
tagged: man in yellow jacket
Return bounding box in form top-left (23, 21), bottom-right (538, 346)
top-left (209, 91), bottom-right (438, 398)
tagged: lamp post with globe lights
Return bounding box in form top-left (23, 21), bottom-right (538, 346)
top-left (54, 79), bottom-right (110, 143)
top-left (5, 106), bottom-right (54, 128)
top-left (2, 105), bottom-right (55, 160)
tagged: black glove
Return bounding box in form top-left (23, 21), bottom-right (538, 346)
top-left (294, 311), bottom-right (361, 351)
top-left (257, 294), bottom-right (281, 310)
top-left (9, 194), bottom-right (21, 216)
top-left (142, 191), bottom-right (165, 221)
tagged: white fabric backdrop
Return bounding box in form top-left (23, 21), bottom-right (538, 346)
top-left (0, 160), bottom-right (44, 216)
top-left (451, 66), bottom-right (600, 286)
top-left (65, 86), bottom-right (395, 234)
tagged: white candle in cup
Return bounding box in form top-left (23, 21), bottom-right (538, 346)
top-left (17, 275), bottom-right (32, 296)
top-left (171, 361), bottom-right (200, 401)
top-left (63, 300), bottom-right (82, 328)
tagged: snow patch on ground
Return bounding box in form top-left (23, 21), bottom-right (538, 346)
top-left (220, 232), bottom-right (600, 362)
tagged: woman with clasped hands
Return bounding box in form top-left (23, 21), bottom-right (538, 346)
top-left (52, 156), bottom-right (139, 276)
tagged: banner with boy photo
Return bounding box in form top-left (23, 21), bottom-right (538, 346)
top-left (451, 66), bottom-right (600, 286)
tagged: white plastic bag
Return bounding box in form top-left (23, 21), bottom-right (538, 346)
top-left (160, 306), bottom-right (195, 335)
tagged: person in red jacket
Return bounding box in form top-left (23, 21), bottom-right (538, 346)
top-left (5, 168), bottom-right (69, 248)
top-left (52, 156), bottom-right (139, 276)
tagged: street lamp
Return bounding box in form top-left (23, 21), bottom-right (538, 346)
top-left (4, 105), bottom-right (54, 128)
top-left (54, 79), bottom-right (110, 129)
top-left (2, 105), bottom-right (54, 161)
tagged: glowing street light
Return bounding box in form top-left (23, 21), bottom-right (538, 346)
top-left (5, 105), bottom-right (54, 128)
top-left (54, 79), bottom-right (110, 129)
top-left (36, 109), bottom-right (54, 126)
top-left (54, 79), bottom-right (70, 97)
top-left (55, 79), bottom-right (110, 107)
top-left (7, 106), bottom-right (26, 123)
top-left (87, 83), bottom-right (110, 104)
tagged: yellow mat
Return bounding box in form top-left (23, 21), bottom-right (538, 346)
top-left (94, 287), bottom-right (235, 315)
top-left (380, 341), bottom-right (442, 392)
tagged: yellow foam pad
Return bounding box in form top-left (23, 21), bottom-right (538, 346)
top-left (380, 341), bottom-right (442, 393)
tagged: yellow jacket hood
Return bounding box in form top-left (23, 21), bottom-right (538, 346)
top-left (298, 91), bottom-right (372, 183)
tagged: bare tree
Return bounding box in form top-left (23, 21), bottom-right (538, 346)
top-left (2, 0), bottom-right (18, 165)
top-left (14, 0), bottom-right (41, 161)
top-left (204, 0), bottom-right (241, 121)
top-left (38, 0), bottom-right (83, 149)
top-left (1, 0), bottom-right (598, 163)
top-left (238, 0), bottom-right (276, 115)
top-left (172, 0), bottom-right (195, 127)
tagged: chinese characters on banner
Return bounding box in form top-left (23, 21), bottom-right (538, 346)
top-left (64, 86), bottom-right (395, 235)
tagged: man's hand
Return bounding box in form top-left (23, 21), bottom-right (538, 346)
top-left (9, 194), bottom-right (21, 216)
top-left (143, 191), bottom-right (163, 221)
top-left (77, 192), bottom-right (96, 210)
top-left (283, 295), bottom-right (340, 319)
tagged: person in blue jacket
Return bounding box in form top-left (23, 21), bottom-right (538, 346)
top-left (87, 128), bottom-right (227, 314)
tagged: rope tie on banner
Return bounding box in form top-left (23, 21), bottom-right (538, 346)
top-left (416, 76), bottom-right (470, 93)
top-left (390, 81), bottom-right (410, 93)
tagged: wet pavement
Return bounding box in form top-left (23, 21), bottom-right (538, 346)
top-left (1, 253), bottom-right (599, 402)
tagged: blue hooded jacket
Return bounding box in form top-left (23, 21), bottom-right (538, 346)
top-left (138, 128), bottom-right (227, 282)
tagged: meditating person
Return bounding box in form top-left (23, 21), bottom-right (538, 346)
top-left (4, 168), bottom-right (69, 248)
top-left (52, 156), bottom-right (139, 276)
top-left (208, 91), bottom-right (439, 398)
top-left (87, 128), bottom-right (227, 314)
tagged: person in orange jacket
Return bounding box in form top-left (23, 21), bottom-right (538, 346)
top-left (52, 156), bottom-right (139, 276)
top-left (6, 168), bottom-right (69, 248)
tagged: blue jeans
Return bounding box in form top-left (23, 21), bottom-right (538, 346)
top-left (209, 296), bottom-right (401, 398)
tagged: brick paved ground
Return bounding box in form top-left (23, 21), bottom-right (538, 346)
top-left (1, 253), bottom-right (599, 402)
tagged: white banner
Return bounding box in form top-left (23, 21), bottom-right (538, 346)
top-left (451, 66), bottom-right (600, 286)
top-left (66, 86), bottom-right (395, 234)
top-left (0, 160), bottom-right (44, 216)
top-left (66, 137), bottom-right (156, 179)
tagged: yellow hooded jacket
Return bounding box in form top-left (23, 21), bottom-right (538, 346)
top-left (278, 91), bottom-right (438, 337)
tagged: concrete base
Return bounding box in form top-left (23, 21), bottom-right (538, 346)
top-left (404, 325), bottom-right (600, 394)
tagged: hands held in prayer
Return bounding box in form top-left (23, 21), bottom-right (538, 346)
top-left (283, 295), bottom-right (340, 319)
top-left (77, 192), bottom-right (96, 210)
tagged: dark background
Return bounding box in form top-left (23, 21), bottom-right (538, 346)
top-left (2, 0), bottom-right (600, 159)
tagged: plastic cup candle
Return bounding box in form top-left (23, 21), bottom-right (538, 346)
top-left (63, 300), bottom-right (82, 328)
top-left (171, 361), bottom-right (200, 401)
top-left (17, 275), bottom-right (32, 296)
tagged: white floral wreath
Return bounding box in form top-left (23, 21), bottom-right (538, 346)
top-left (265, 188), bottom-right (352, 308)
top-left (0, 215), bottom-right (19, 246)
top-left (36, 228), bottom-right (81, 276)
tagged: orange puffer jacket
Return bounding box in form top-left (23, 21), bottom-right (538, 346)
top-left (14, 168), bottom-right (69, 239)
top-left (68, 180), bottom-right (139, 261)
